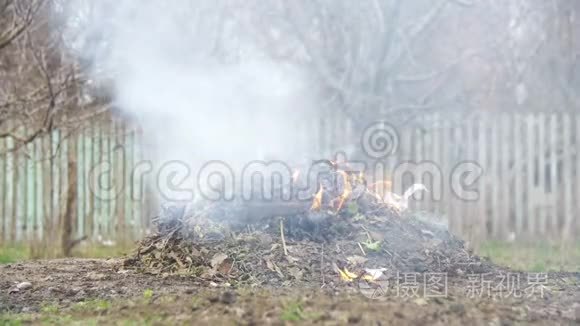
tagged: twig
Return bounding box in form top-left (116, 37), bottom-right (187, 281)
top-left (320, 244), bottom-right (325, 288)
top-left (360, 225), bottom-right (373, 241)
top-left (227, 258), bottom-right (236, 275)
top-left (357, 242), bottom-right (367, 256)
top-left (280, 218), bottom-right (288, 256)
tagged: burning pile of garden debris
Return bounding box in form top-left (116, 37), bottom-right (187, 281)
top-left (124, 160), bottom-right (494, 288)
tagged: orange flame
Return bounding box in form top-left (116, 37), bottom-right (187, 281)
top-left (310, 184), bottom-right (323, 211)
top-left (334, 170), bottom-right (352, 213)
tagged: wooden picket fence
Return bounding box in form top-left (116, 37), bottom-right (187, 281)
top-left (319, 112), bottom-right (580, 244)
top-left (0, 119), bottom-right (152, 246)
top-left (0, 112), bottom-right (578, 246)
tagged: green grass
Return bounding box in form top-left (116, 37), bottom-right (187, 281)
top-left (280, 300), bottom-right (321, 322)
top-left (0, 246), bottom-right (28, 264)
top-left (280, 301), bottom-right (305, 322)
top-left (72, 299), bottom-right (112, 313)
top-left (0, 244), bottom-right (133, 263)
top-left (477, 241), bottom-right (580, 272)
top-left (0, 296), bottom-right (209, 325)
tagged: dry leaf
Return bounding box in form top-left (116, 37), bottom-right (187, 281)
top-left (265, 259), bottom-right (284, 278)
top-left (210, 253), bottom-right (228, 268)
top-left (413, 298), bottom-right (428, 306)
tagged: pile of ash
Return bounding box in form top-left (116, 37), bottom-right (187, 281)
top-left (123, 161), bottom-right (495, 288)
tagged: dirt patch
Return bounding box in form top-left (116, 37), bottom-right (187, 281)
top-left (2, 167), bottom-right (579, 324)
top-left (1, 259), bottom-right (579, 324)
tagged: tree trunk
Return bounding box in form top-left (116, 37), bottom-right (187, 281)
top-left (62, 136), bottom-right (77, 257)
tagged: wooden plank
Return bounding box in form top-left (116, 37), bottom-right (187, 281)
top-left (514, 115), bottom-right (524, 236)
top-left (502, 113), bottom-right (512, 239)
top-left (419, 116), bottom-right (430, 212)
top-left (548, 114), bottom-right (558, 238)
top-left (97, 123), bottom-right (105, 240)
top-left (562, 115), bottom-right (573, 242)
top-left (526, 114), bottom-right (536, 239)
top-left (490, 114), bottom-right (500, 239)
top-left (30, 135), bottom-right (37, 240)
top-left (537, 113), bottom-right (547, 237)
top-left (60, 129), bottom-right (69, 244)
top-left (22, 126), bottom-right (29, 241)
top-left (463, 116), bottom-right (475, 243)
top-left (576, 115), bottom-right (580, 237)
top-left (115, 120), bottom-right (127, 244)
top-left (12, 126), bottom-right (21, 242)
top-left (91, 125), bottom-right (99, 240)
top-left (132, 128), bottom-right (141, 236)
top-left (85, 125), bottom-right (95, 240)
top-left (77, 127), bottom-right (85, 239)
top-left (105, 122), bottom-right (113, 240)
top-left (42, 133), bottom-right (51, 241)
top-left (6, 127), bottom-right (15, 243)
top-left (445, 118), bottom-right (456, 233)
top-left (0, 128), bottom-right (6, 244)
top-left (125, 127), bottom-right (135, 239)
top-left (33, 132), bottom-right (40, 241)
top-left (429, 115), bottom-right (439, 213)
top-left (477, 115), bottom-right (488, 245)
top-left (51, 129), bottom-right (60, 244)
top-left (453, 117), bottom-right (465, 236)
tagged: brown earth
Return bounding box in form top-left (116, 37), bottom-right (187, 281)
top-left (1, 258), bottom-right (579, 325)
top-left (3, 171), bottom-right (579, 324)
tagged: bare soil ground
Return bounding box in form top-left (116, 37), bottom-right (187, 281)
top-left (1, 258), bottom-right (579, 325)
top-left (2, 171), bottom-right (579, 325)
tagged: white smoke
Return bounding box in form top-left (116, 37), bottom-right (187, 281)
top-left (61, 0), bottom-right (317, 168)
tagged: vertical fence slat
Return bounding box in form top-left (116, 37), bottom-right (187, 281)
top-left (92, 125), bottom-right (100, 240)
top-left (464, 116), bottom-right (476, 242)
top-left (514, 115), bottom-right (524, 236)
top-left (12, 126), bottom-right (20, 242)
top-left (454, 117), bottom-right (464, 236)
top-left (490, 115), bottom-right (500, 238)
top-left (445, 119), bottom-right (456, 233)
top-left (502, 114), bottom-right (512, 239)
top-left (115, 120), bottom-right (126, 244)
top-left (562, 115), bottom-right (573, 242)
top-left (106, 122), bottom-right (113, 240)
top-left (42, 133), bottom-right (51, 242)
top-left (0, 134), bottom-right (6, 244)
top-left (431, 113), bottom-right (442, 215)
top-left (548, 114), bottom-right (558, 237)
top-left (537, 113), bottom-right (546, 236)
top-left (31, 131), bottom-right (38, 241)
top-left (526, 115), bottom-right (536, 239)
top-left (125, 127), bottom-right (135, 239)
top-left (77, 128), bottom-right (85, 239)
top-left (85, 125), bottom-right (94, 240)
top-left (576, 115), bottom-right (580, 236)
top-left (476, 115), bottom-right (487, 244)
top-left (97, 124), bottom-right (105, 240)
top-left (7, 129), bottom-right (14, 243)
top-left (52, 130), bottom-right (61, 245)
